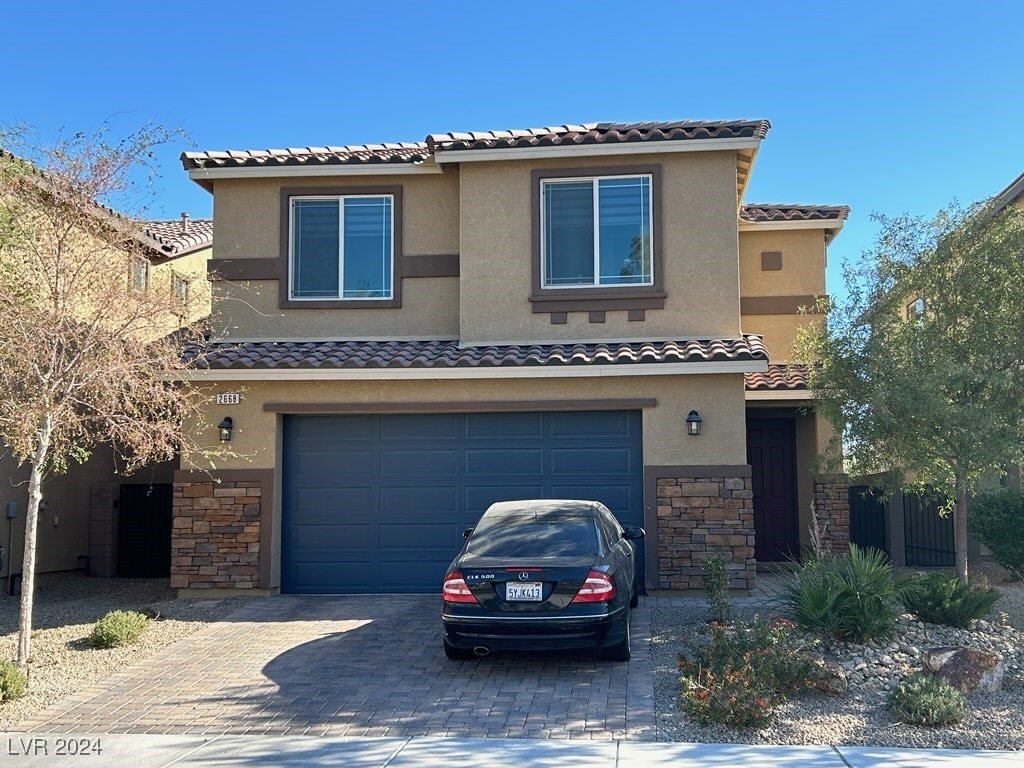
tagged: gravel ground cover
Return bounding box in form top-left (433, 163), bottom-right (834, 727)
top-left (651, 577), bottom-right (1024, 750)
top-left (0, 573), bottom-right (251, 730)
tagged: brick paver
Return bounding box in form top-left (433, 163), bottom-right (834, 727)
top-left (16, 595), bottom-right (656, 740)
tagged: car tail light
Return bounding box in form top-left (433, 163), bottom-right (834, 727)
top-left (571, 570), bottom-right (616, 603)
top-left (442, 570), bottom-right (478, 603)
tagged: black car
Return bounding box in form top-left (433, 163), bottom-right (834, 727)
top-left (441, 499), bottom-right (644, 662)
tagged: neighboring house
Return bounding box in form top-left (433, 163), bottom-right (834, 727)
top-left (174, 119), bottom-right (848, 596)
top-left (0, 211), bottom-right (213, 582)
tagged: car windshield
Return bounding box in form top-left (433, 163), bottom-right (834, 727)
top-left (467, 515), bottom-right (598, 558)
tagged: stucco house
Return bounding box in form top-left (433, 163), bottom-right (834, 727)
top-left (0, 205), bottom-right (213, 584)
top-left (173, 119), bottom-right (848, 595)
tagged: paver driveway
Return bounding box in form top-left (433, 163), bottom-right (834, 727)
top-left (17, 595), bottom-right (656, 740)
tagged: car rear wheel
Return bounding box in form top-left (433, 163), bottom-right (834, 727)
top-left (443, 640), bottom-right (475, 661)
top-left (601, 608), bottom-right (631, 662)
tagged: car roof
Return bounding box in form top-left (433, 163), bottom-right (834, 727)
top-left (481, 499), bottom-right (603, 519)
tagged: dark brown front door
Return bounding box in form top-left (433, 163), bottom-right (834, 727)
top-left (747, 418), bottom-right (799, 562)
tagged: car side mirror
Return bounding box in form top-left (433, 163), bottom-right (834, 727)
top-left (462, 527), bottom-right (474, 540)
top-left (622, 526), bottom-right (645, 540)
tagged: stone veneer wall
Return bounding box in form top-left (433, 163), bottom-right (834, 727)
top-left (656, 473), bottom-right (756, 590)
top-left (814, 475), bottom-right (850, 556)
top-left (171, 478), bottom-right (263, 589)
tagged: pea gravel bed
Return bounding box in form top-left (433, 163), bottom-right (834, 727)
top-left (0, 573), bottom-right (252, 730)
top-left (650, 578), bottom-right (1024, 750)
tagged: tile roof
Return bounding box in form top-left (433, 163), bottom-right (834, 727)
top-left (181, 119), bottom-right (771, 170)
top-left (184, 337), bottom-right (767, 370)
top-left (744, 364), bottom-right (811, 391)
top-left (740, 204), bottom-right (850, 223)
top-left (140, 218), bottom-right (213, 257)
top-left (181, 143), bottom-right (431, 170)
top-left (426, 120), bottom-right (771, 152)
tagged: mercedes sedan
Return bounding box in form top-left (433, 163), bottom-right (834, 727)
top-left (441, 499), bottom-right (644, 662)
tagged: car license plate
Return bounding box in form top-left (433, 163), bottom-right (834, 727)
top-left (506, 582), bottom-right (543, 601)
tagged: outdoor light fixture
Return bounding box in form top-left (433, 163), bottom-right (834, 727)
top-left (218, 417), bottom-right (234, 442)
top-left (685, 410), bottom-right (702, 436)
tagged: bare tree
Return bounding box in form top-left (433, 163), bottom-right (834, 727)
top-left (0, 126), bottom-right (207, 668)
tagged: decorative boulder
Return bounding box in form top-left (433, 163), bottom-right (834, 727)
top-left (813, 658), bottom-right (848, 695)
top-left (923, 646), bottom-right (1004, 693)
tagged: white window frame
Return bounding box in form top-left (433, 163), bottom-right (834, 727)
top-left (539, 173), bottom-right (654, 290)
top-left (287, 194), bottom-right (395, 301)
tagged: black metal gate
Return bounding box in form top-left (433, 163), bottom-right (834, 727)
top-left (117, 484), bottom-right (173, 578)
top-left (903, 492), bottom-right (955, 567)
top-left (849, 485), bottom-right (888, 556)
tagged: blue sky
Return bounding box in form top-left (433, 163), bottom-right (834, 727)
top-left (3, 1), bottom-right (1021, 294)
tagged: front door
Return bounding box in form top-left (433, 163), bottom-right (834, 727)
top-left (746, 418), bottom-right (799, 562)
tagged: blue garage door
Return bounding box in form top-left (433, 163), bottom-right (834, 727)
top-left (282, 411), bottom-right (644, 593)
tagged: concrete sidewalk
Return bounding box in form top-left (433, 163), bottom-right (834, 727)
top-left (1, 734), bottom-right (1020, 767)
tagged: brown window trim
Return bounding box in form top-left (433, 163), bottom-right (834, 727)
top-left (740, 294), bottom-right (823, 315)
top-left (279, 185), bottom-right (404, 309)
top-left (530, 164), bottom-right (665, 315)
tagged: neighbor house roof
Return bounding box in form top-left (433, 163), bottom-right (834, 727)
top-left (739, 204), bottom-right (850, 223)
top-left (744, 364), bottom-right (810, 391)
top-left (140, 217), bottom-right (214, 258)
top-left (991, 170), bottom-right (1024, 215)
top-left (183, 337), bottom-right (768, 371)
top-left (180, 143), bottom-right (430, 171)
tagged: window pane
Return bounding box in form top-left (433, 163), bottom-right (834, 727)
top-left (543, 181), bottom-right (594, 286)
top-left (598, 177), bottom-right (650, 285)
top-left (292, 200), bottom-right (340, 298)
top-left (343, 197), bottom-right (392, 298)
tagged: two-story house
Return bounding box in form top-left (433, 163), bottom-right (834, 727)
top-left (173, 120), bottom-right (848, 595)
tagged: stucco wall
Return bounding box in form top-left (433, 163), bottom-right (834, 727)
top-left (183, 373), bottom-right (749, 472)
top-left (151, 245), bottom-right (214, 329)
top-left (208, 172), bottom-right (460, 340)
top-left (458, 151), bottom-right (742, 343)
top-left (211, 277), bottom-right (459, 340)
top-left (739, 229), bottom-right (828, 363)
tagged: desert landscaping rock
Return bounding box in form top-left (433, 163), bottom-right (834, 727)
top-left (923, 646), bottom-right (1005, 693)
top-left (0, 573), bottom-right (251, 731)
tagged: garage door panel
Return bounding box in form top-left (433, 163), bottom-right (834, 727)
top-left (551, 447), bottom-right (633, 474)
top-left (465, 448), bottom-right (544, 475)
top-left (294, 487), bottom-right (372, 516)
top-left (378, 485), bottom-right (458, 514)
top-left (465, 412), bottom-right (543, 438)
top-left (550, 410), bottom-right (632, 437)
top-left (464, 485), bottom-right (546, 512)
top-left (283, 411), bottom-right (643, 594)
top-left (380, 449), bottom-right (459, 476)
top-left (292, 524), bottom-right (375, 550)
top-left (381, 413), bottom-right (461, 440)
top-left (292, 415), bottom-right (374, 442)
top-left (379, 523), bottom-right (458, 550)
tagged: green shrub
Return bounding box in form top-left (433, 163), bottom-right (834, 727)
top-left (780, 544), bottom-right (912, 642)
top-left (970, 491), bottom-right (1024, 576)
top-left (0, 660), bottom-right (27, 701)
top-left (678, 616), bottom-right (815, 728)
top-left (702, 549), bottom-right (731, 625)
top-left (887, 672), bottom-right (966, 726)
top-left (903, 571), bottom-right (1001, 628)
top-left (90, 610), bottom-right (150, 649)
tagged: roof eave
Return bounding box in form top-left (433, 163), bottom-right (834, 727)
top-left (185, 162), bottom-right (444, 185)
top-left (991, 170), bottom-right (1024, 215)
top-left (179, 358), bottom-right (768, 382)
top-left (432, 137), bottom-right (764, 164)
top-left (739, 218), bottom-right (846, 244)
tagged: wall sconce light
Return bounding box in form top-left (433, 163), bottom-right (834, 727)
top-left (685, 410), bottom-right (702, 436)
top-left (218, 417), bottom-right (234, 442)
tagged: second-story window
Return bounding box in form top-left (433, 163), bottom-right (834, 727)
top-left (541, 175), bottom-right (652, 289)
top-left (289, 195), bottom-right (394, 300)
top-left (130, 258), bottom-right (149, 292)
top-left (173, 274), bottom-right (190, 305)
